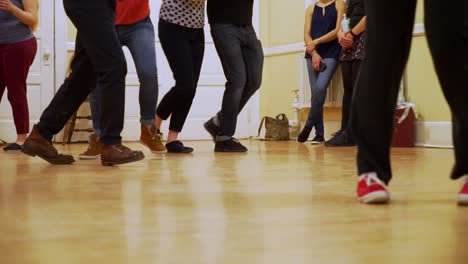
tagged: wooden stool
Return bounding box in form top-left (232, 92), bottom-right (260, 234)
top-left (62, 98), bottom-right (93, 144)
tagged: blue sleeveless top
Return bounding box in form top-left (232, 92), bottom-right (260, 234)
top-left (305, 2), bottom-right (341, 59)
top-left (0, 0), bottom-right (34, 44)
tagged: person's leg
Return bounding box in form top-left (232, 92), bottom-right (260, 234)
top-left (3, 38), bottom-right (37, 145)
top-left (425, 0), bottom-right (468, 180)
top-left (237, 25), bottom-right (264, 115)
top-left (78, 83), bottom-right (104, 160)
top-left (325, 60), bottom-right (360, 147)
top-left (340, 60), bottom-right (360, 131)
top-left (119, 17), bottom-right (158, 126)
top-left (119, 17), bottom-right (165, 153)
top-left (155, 20), bottom-right (198, 153)
top-left (0, 46), bottom-right (6, 101)
top-left (211, 24), bottom-right (247, 140)
top-left (352, 0), bottom-right (417, 203)
top-left (24, 0), bottom-right (143, 165)
top-left (424, 0), bottom-right (468, 204)
top-left (297, 58), bottom-right (319, 143)
top-left (306, 58), bottom-right (339, 138)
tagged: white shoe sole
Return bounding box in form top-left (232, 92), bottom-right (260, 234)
top-left (359, 191), bottom-right (390, 204)
top-left (78, 154), bottom-right (100, 160)
top-left (150, 150), bottom-right (167, 154)
top-left (457, 194), bottom-right (468, 206)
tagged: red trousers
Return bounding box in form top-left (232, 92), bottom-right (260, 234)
top-left (0, 37), bottom-right (37, 134)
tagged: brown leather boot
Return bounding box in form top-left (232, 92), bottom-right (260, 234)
top-left (140, 124), bottom-right (166, 153)
top-left (78, 133), bottom-right (103, 160)
top-left (22, 125), bottom-right (75, 164)
top-left (101, 143), bottom-right (145, 166)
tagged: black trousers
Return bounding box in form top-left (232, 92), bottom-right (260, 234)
top-left (351, 0), bottom-right (468, 184)
top-left (340, 60), bottom-right (361, 132)
top-left (156, 19), bottom-right (205, 132)
top-left (38, 0), bottom-right (126, 145)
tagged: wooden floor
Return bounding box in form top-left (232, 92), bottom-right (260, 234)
top-left (1, 141), bottom-right (467, 264)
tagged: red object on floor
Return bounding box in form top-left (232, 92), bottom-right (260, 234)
top-left (392, 106), bottom-right (415, 147)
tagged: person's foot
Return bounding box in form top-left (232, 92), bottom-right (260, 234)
top-left (297, 127), bottom-right (312, 143)
top-left (325, 131), bottom-right (356, 147)
top-left (3, 143), bottom-right (22, 151)
top-left (457, 177), bottom-right (468, 206)
top-left (22, 125), bottom-right (75, 164)
top-left (310, 135), bottom-right (325, 145)
top-left (78, 133), bottom-right (103, 160)
top-left (101, 144), bottom-right (145, 166)
top-left (357, 172), bottom-right (390, 204)
top-left (204, 118), bottom-right (219, 142)
top-left (140, 124), bottom-right (166, 153)
top-left (215, 138), bottom-right (248, 152)
top-left (166, 141), bottom-right (194, 154)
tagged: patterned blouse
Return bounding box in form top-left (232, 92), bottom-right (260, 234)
top-left (160, 0), bottom-right (205, 29)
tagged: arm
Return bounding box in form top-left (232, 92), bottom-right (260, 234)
top-left (350, 16), bottom-right (366, 36)
top-left (304, 5), bottom-right (316, 53)
top-left (0, 0), bottom-right (38, 30)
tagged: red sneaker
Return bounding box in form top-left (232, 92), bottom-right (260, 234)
top-left (457, 177), bottom-right (468, 206)
top-left (357, 172), bottom-right (390, 204)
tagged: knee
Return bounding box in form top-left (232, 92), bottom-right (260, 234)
top-left (246, 75), bottom-right (262, 91)
top-left (7, 89), bottom-right (27, 104)
top-left (139, 70), bottom-right (158, 85)
top-left (110, 55), bottom-right (128, 77)
top-left (227, 76), bottom-right (247, 92)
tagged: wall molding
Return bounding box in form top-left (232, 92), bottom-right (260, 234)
top-left (264, 23), bottom-right (426, 57)
top-left (415, 121), bottom-right (453, 148)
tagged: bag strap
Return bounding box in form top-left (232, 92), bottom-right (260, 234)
top-left (249, 116), bottom-right (267, 141)
top-left (276, 113), bottom-right (287, 121)
top-left (257, 116), bottom-right (267, 137)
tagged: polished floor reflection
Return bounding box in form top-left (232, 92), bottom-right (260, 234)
top-left (0, 141), bottom-right (467, 264)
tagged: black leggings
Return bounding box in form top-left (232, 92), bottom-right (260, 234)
top-left (351, 0), bottom-right (468, 184)
top-left (340, 60), bottom-right (361, 132)
top-left (156, 19), bottom-right (205, 132)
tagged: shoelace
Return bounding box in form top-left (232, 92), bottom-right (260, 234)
top-left (360, 172), bottom-right (388, 190)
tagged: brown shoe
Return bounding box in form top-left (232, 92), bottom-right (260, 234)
top-left (22, 125), bottom-right (75, 164)
top-left (140, 124), bottom-right (166, 153)
top-left (101, 144), bottom-right (145, 166)
top-left (78, 133), bottom-right (103, 160)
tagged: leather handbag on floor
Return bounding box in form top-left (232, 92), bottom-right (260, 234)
top-left (255, 114), bottom-right (290, 141)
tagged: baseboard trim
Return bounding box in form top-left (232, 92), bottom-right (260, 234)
top-left (415, 121), bottom-right (453, 148)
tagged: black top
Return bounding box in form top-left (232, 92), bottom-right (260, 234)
top-left (207, 0), bottom-right (253, 26)
top-left (306, 2), bottom-right (341, 59)
top-left (347, 0), bottom-right (365, 29)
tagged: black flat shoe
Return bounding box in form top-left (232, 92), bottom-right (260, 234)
top-left (166, 141), bottom-right (194, 154)
top-left (3, 143), bottom-right (22, 151)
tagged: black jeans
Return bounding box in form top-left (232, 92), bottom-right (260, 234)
top-left (340, 60), bottom-right (361, 132)
top-left (38, 0), bottom-right (126, 145)
top-left (211, 24), bottom-right (264, 139)
top-left (156, 19), bottom-right (205, 132)
top-left (351, 0), bottom-right (468, 184)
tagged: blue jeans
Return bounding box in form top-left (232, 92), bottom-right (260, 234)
top-left (305, 57), bottom-right (338, 136)
top-left (210, 24), bottom-right (264, 140)
top-left (90, 17), bottom-right (158, 136)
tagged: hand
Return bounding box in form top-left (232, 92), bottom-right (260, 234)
top-left (305, 42), bottom-right (316, 55)
top-left (338, 31), bottom-right (354, 49)
top-left (312, 52), bottom-right (323, 72)
top-left (0, 0), bottom-right (14, 12)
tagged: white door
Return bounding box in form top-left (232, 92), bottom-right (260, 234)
top-left (0, 0), bottom-right (55, 142)
top-left (55, 1), bottom-right (261, 141)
